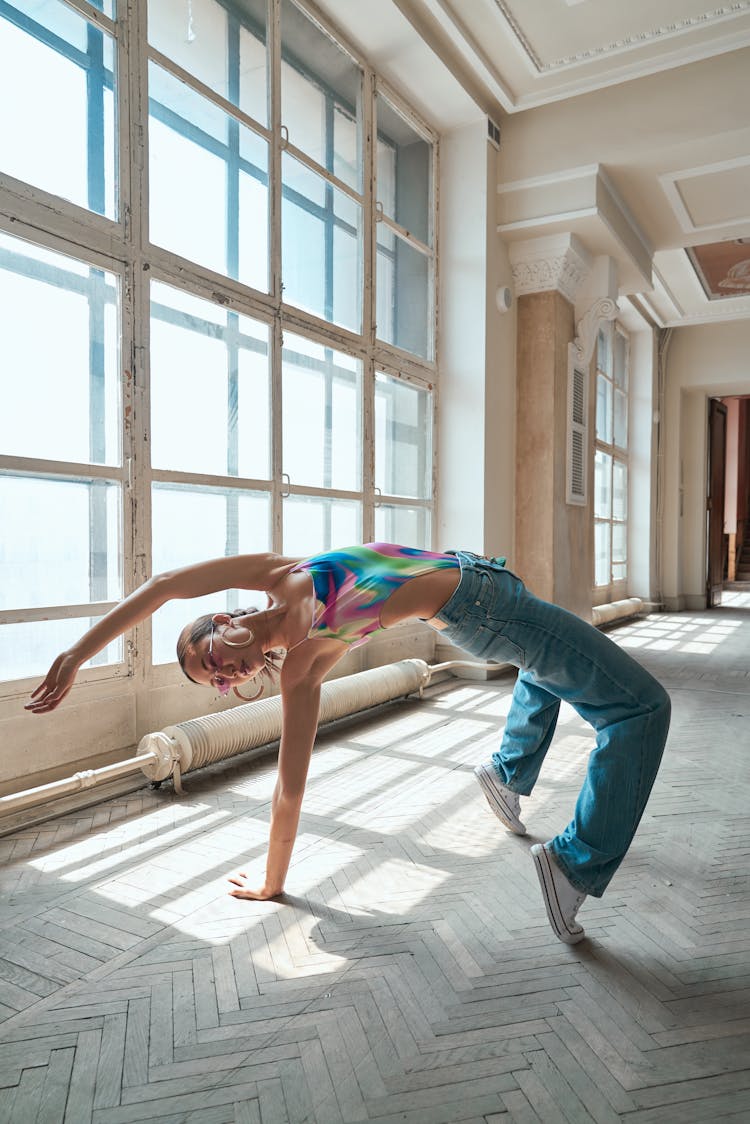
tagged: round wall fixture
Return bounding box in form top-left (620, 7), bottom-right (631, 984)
top-left (496, 286), bottom-right (512, 312)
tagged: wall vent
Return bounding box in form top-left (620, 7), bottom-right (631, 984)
top-left (566, 353), bottom-right (588, 505)
top-left (487, 118), bottom-right (501, 149)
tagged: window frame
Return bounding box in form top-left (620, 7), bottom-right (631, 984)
top-left (0, 0), bottom-right (439, 695)
top-left (593, 320), bottom-right (630, 601)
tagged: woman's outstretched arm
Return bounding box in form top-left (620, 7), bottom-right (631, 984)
top-left (228, 642), bottom-right (345, 900)
top-left (26, 552), bottom-right (286, 714)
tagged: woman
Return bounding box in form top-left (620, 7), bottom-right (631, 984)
top-left (26, 544), bottom-right (670, 944)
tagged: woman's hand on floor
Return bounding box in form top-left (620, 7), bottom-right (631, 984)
top-left (227, 872), bottom-right (283, 900)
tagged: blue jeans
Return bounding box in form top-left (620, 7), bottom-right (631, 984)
top-left (434, 551), bottom-right (671, 897)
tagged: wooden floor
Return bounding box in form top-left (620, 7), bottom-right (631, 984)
top-left (1, 606), bottom-right (749, 1123)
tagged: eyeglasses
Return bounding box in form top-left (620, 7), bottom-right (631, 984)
top-left (207, 620), bottom-right (231, 695)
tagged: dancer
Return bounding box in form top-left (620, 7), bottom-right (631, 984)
top-left (26, 544), bottom-right (670, 943)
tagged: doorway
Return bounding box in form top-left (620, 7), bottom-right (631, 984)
top-left (707, 395), bottom-right (750, 607)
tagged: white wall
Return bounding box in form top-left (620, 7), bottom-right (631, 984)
top-left (438, 121), bottom-right (516, 558)
top-left (628, 323), bottom-right (659, 603)
top-left (662, 320), bottom-right (750, 609)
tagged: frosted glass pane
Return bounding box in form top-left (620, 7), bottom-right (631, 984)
top-left (283, 496), bottom-right (360, 557)
top-left (149, 0), bottom-right (267, 126)
top-left (0, 618), bottom-right (121, 683)
top-left (594, 450), bottom-right (612, 520)
top-left (149, 62), bottom-right (269, 291)
top-left (282, 334), bottom-right (361, 491)
top-left (0, 233), bottom-right (120, 465)
top-left (282, 153), bottom-right (361, 332)
top-left (281, 0), bottom-right (361, 190)
top-left (596, 373), bottom-right (613, 444)
top-left (151, 484), bottom-right (271, 664)
top-left (150, 281), bottom-right (270, 480)
top-left (376, 234), bottom-right (431, 359)
top-left (595, 522), bottom-right (610, 588)
top-left (0, 2), bottom-right (116, 217)
top-left (375, 373), bottom-right (432, 499)
top-left (376, 93), bottom-right (431, 245)
top-left (0, 476), bottom-right (121, 610)
top-left (613, 460), bottom-right (628, 522)
top-left (374, 505), bottom-right (431, 549)
top-left (614, 389), bottom-right (628, 450)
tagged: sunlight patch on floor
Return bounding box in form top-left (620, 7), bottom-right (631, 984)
top-left (618, 613), bottom-right (743, 654)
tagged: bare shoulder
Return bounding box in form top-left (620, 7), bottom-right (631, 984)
top-left (280, 637), bottom-right (348, 689)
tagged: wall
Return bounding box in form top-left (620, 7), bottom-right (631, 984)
top-left (438, 120), bottom-right (516, 559)
top-left (662, 321), bottom-right (750, 609)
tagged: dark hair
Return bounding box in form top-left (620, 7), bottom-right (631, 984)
top-left (176, 607), bottom-right (259, 684)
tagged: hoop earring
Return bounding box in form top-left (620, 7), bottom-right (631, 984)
top-left (221, 627), bottom-right (255, 649)
top-left (233, 679), bottom-right (263, 701)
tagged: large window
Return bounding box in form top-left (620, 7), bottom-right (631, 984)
top-left (0, 0), bottom-right (437, 687)
top-left (0, 231), bottom-right (123, 682)
top-left (594, 324), bottom-right (629, 589)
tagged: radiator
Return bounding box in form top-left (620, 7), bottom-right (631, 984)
top-left (1, 658), bottom-right (489, 814)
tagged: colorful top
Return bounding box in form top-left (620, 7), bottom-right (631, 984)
top-left (291, 543), bottom-right (459, 648)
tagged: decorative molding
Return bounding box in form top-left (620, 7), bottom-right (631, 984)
top-left (509, 234), bottom-right (592, 301)
top-left (573, 297), bottom-right (618, 368)
top-left (492, 2), bottom-right (750, 73)
top-left (658, 155), bottom-right (750, 234)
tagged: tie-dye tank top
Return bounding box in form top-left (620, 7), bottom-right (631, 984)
top-left (291, 543), bottom-right (459, 648)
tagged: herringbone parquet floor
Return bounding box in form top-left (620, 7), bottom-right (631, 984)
top-left (1, 607), bottom-right (749, 1124)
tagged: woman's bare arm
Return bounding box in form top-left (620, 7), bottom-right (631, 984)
top-left (228, 641), bottom-right (346, 899)
top-left (26, 553), bottom-right (287, 714)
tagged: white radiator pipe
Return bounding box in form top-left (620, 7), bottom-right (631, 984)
top-left (591, 597), bottom-right (643, 627)
top-left (2, 658), bottom-right (490, 814)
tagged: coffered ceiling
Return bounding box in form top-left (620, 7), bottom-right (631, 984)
top-left (313, 0), bottom-right (750, 327)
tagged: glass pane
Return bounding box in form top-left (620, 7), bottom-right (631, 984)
top-left (0, 1), bottom-right (116, 217)
top-left (376, 234), bottom-right (431, 359)
top-left (150, 281), bottom-right (270, 479)
top-left (612, 521), bottom-right (627, 567)
top-left (0, 232), bottom-right (120, 465)
top-left (375, 373), bottom-right (432, 499)
top-left (594, 450), bottom-right (612, 520)
top-left (149, 62), bottom-right (269, 292)
top-left (0, 476), bottom-right (121, 610)
top-left (282, 334), bottom-right (361, 491)
top-left (374, 505), bottom-right (431, 550)
top-left (376, 93), bottom-right (431, 245)
top-left (151, 484), bottom-right (271, 664)
top-left (282, 152), bottom-right (362, 332)
top-left (596, 326), bottom-right (612, 377)
top-left (594, 521), bottom-right (610, 587)
top-left (149, 0), bottom-right (267, 127)
top-left (283, 495), bottom-right (360, 557)
top-left (614, 330), bottom-right (628, 390)
top-left (281, 0), bottom-right (362, 192)
top-left (0, 618), bottom-right (121, 683)
top-left (614, 388), bottom-right (628, 450)
top-left (596, 373), bottom-right (613, 444)
top-left (613, 460), bottom-right (628, 522)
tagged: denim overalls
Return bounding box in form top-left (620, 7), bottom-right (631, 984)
top-left (434, 551), bottom-right (671, 897)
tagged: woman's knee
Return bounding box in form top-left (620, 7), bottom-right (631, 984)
top-left (649, 681), bottom-right (671, 731)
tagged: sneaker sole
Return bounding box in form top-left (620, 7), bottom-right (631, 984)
top-left (531, 844), bottom-right (585, 945)
top-left (473, 765), bottom-right (527, 835)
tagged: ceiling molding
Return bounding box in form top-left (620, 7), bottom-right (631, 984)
top-left (492, 2), bottom-right (750, 73)
top-left (659, 156), bottom-right (750, 235)
top-left (420, 0), bottom-right (516, 111)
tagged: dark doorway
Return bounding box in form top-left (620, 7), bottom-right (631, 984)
top-left (706, 398), bottom-right (727, 607)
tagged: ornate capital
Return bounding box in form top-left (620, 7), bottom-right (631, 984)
top-left (509, 234), bottom-right (591, 302)
top-left (573, 297), bottom-right (618, 367)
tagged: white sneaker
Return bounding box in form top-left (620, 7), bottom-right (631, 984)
top-left (530, 843), bottom-right (587, 944)
top-left (473, 762), bottom-right (527, 835)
